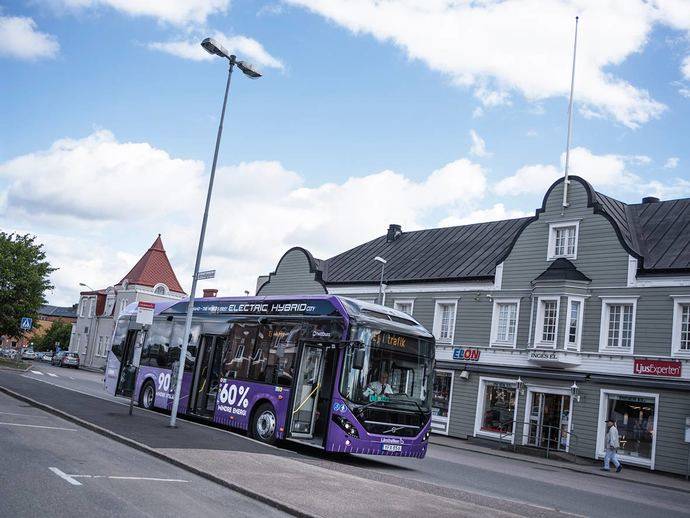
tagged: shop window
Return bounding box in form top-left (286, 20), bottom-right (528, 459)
top-left (490, 299), bottom-right (519, 348)
top-left (597, 390), bottom-right (657, 468)
top-left (433, 300), bottom-right (457, 344)
top-left (475, 378), bottom-right (518, 441)
top-left (672, 297), bottom-right (690, 356)
top-left (534, 297), bottom-right (559, 348)
top-left (598, 297), bottom-right (637, 353)
top-left (431, 370), bottom-right (454, 434)
top-left (393, 299), bottom-right (414, 316)
top-left (547, 221), bottom-right (579, 260)
top-left (565, 297), bottom-right (584, 350)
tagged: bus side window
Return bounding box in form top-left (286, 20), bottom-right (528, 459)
top-left (169, 323), bottom-right (200, 371)
top-left (142, 320), bottom-right (173, 368)
top-left (248, 325), bottom-right (272, 383)
top-left (222, 324), bottom-right (256, 380)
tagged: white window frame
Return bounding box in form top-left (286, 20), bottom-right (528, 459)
top-left (547, 220), bottom-right (580, 260)
top-left (474, 376), bottom-right (520, 443)
top-left (490, 298), bottom-right (520, 348)
top-left (671, 296), bottom-right (690, 357)
top-left (88, 297), bottom-right (96, 317)
top-left (119, 299), bottom-right (129, 315)
top-left (153, 283), bottom-right (168, 295)
top-left (598, 297), bottom-right (637, 354)
top-left (393, 299), bottom-right (415, 316)
top-left (533, 296), bottom-right (560, 349)
top-left (433, 299), bottom-right (458, 345)
top-left (79, 298), bottom-right (88, 318)
top-left (431, 369), bottom-right (454, 435)
top-left (596, 389), bottom-right (659, 469)
top-left (565, 296), bottom-right (585, 351)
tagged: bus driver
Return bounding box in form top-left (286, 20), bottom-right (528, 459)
top-left (363, 371), bottom-right (394, 398)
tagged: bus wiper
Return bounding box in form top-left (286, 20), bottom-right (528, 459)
top-left (355, 399), bottom-right (388, 415)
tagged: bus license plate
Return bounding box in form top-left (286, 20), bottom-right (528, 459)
top-left (381, 444), bottom-right (402, 452)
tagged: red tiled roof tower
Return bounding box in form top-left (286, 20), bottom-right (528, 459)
top-left (118, 235), bottom-right (185, 294)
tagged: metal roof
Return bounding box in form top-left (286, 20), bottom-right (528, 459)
top-left (322, 218), bottom-right (531, 284)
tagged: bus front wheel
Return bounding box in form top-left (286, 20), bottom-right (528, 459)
top-left (139, 380), bottom-right (156, 410)
top-left (252, 403), bottom-right (277, 445)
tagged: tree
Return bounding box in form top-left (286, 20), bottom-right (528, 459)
top-left (34, 321), bottom-right (72, 352)
top-left (0, 232), bottom-right (55, 339)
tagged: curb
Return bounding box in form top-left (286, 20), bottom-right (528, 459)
top-left (0, 363), bottom-right (32, 373)
top-left (0, 384), bottom-right (315, 518)
top-left (429, 437), bottom-right (690, 494)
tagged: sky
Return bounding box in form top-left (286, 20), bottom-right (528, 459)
top-left (1, 0), bottom-right (690, 306)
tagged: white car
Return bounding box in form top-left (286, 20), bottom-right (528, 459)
top-left (21, 350), bottom-right (37, 360)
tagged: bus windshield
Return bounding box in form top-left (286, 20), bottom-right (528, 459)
top-left (340, 326), bottom-right (433, 411)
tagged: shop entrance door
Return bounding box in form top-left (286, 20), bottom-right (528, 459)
top-left (527, 392), bottom-right (571, 451)
top-left (289, 344), bottom-right (325, 439)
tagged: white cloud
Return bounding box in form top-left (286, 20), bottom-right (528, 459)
top-left (148, 31), bottom-right (284, 70)
top-left (494, 164), bottom-right (561, 196)
top-left (0, 130), bottom-right (205, 222)
top-left (469, 129), bottom-right (490, 158)
top-left (682, 56), bottom-right (690, 80)
top-left (286, 0), bottom-right (682, 127)
top-left (53, 0), bottom-right (229, 25)
top-left (1, 131), bottom-right (489, 304)
top-left (438, 204), bottom-right (530, 227)
top-left (0, 16), bottom-right (59, 60)
top-left (664, 157), bottom-right (680, 169)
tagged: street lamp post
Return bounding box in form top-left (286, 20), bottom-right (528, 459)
top-left (169, 38), bottom-right (261, 428)
top-left (79, 282), bottom-right (95, 292)
top-left (374, 256), bottom-right (387, 305)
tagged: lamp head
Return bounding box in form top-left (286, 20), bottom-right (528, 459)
top-left (374, 256), bottom-right (387, 265)
top-left (201, 38), bottom-right (231, 59)
top-left (236, 60), bottom-right (262, 79)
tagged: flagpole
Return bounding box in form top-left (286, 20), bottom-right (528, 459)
top-left (562, 16), bottom-right (579, 210)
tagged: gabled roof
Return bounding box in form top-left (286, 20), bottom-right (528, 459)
top-left (39, 304), bottom-right (78, 319)
top-left (322, 218), bottom-right (532, 284)
top-left (533, 258), bottom-right (591, 283)
top-left (118, 235), bottom-right (185, 294)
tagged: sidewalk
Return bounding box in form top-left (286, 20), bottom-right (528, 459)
top-left (0, 370), bottom-right (556, 518)
top-left (430, 434), bottom-right (690, 493)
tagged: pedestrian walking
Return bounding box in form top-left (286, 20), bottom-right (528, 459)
top-left (602, 418), bottom-right (623, 473)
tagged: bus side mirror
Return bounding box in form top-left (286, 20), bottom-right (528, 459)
top-left (352, 349), bottom-right (365, 370)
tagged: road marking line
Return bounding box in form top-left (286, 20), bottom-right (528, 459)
top-left (49, 467), bottom-right (82, 486)
top-left (47, 373), bottom-right (58, 377)
top-left (0, 421), bottom-right (77, 431)
top-left (70, 474), bottom-right (187, 482)
top-left (30, 370), bottom-right (44, 375)
top-left (0, 411), bottom-right (51, 418)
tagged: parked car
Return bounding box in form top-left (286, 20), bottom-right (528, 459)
top-left (42, 352), bottom-right (53, 362)
top-left (21, 349), bottom-right (37, 360)
top-left (52, 351), bottom-right (79, 368)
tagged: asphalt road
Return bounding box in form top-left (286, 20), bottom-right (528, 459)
top-left (10, 364), bottom-right (690, 518)
top-left (0, 390), bottom-right (286, 518)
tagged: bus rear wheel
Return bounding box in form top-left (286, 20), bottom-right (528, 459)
top-left (139, 380), bottom-right (156, 410)
top-left (252, 403), bottom-right (277, 445)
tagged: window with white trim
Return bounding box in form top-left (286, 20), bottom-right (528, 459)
top-left (490, 299), bottom-right (519, 347)
top-left (565, 297), bottom-right (584, 350)
top-left (393, 299), bottom-right (414, 316)
top-left (119, 299), bottom-right (129, 315)
top-left (153, 283), bottom-right (168, 295)
top-left (534, 297), bottom-right (559, 347)
top-left (671, 297), bottom-right (690, 356)
top-left (547, 221), bottom-right (579, 260)
top-left (599, 298), bottom-right (637, 353)
top-left (433, 301), bottom-right (457, 344)
top-left (88, 297), bottom-right (95, 317)
top-left (79, 298), bottom-right (88, 317)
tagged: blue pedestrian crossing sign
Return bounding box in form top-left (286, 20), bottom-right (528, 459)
top-left (20, 317), bottom-right (32, 330)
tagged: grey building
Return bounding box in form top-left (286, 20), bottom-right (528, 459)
top-left (257, 176), bottom-right (690, 475)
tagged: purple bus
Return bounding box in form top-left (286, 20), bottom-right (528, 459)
top-left (104, 295), bottom-right (434, 458)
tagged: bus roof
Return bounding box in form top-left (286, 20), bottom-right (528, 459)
top-left (122, 295), bottom-right (432, 339)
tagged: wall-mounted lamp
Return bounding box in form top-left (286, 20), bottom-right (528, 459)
top-left (570, 381), bottom-right (581, 402)
top-left (459, 370), bottom-right (470, 380)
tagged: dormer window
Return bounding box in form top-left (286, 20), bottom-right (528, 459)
top-left (153, 283), bottom-right (168, 295)
top-left (547, 221), bottom-right (579, 260)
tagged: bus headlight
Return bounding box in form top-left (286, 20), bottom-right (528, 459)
top-left (333, 415), bottom-right (359, 438)
top-left (422, 430), bottom-right (431, 442)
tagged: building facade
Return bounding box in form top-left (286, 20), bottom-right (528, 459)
top-left (69, 235), bottom-right (186, 369)
top-left (257, 176), bottom-right (690, 475)
top-left (0, 304), bottom-right (77, 350)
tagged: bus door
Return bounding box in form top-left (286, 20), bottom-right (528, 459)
top-left (290, 342), bottom-right (325, 438)
top-left (116, 329), bottom-right (140, 396)
top-left (190, 335), bottom-right (226, 417)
